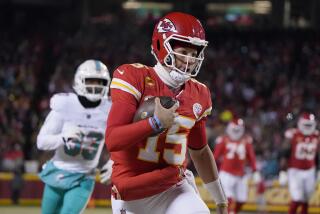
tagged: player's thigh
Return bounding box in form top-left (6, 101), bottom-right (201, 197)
top-left (41, 184), bottom-right (65, 214)
top-left (165, 181), bottom-right (210, 214)
top-left (288, 169), bottom-right (304, 201)
top-left (112, 180), bottom-right (209, 214)
top-left (219, 171), bottom-right (236, 199)
top-left (111, 190), bottom-right (168, 214)
top-left (304, 168), bottom-right (316, 200)
top-left (235, 176), bottom-right (248, 202)
top-left (60, 179), bottom-right (95, 214)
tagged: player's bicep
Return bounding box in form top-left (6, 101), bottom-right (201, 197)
top-left (246, 143), bottom-right (257, 167)
top-left (110, 88), bottom-right (138, 106)
top-left (37, 110), bottom-right (65, 150)
top-left (38, 110), bottom-right (64, 136)
top-left (187, 119), bottom-right (207, 150)
top-left (213, 137), bottom-right (224, 157)
top-left (106, 100), bottom-right (137, 128)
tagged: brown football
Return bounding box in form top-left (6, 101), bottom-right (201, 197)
top-left (133, 96), bottom-right (177, 122)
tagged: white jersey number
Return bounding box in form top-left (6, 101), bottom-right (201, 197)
top-left (64, 131), bottom-right (103, 160)
top-left (138, 116), bottom-right (195, 165)
top-left (295, 141), bottom-right (317, 160)
top-left (226, 143), bottom-right (246, 160)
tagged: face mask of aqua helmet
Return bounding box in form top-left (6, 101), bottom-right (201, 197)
top-left (73, 60), bottom-right (111, 101)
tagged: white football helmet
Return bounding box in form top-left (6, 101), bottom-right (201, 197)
top-left (226, 118), bottom-right (245, 141)
top-left (73, 60), bottom-right (111, 101)
top-left (297, 112), bottom-right (316, 136)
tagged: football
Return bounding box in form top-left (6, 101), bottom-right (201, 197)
top-left (133, 96), bottom-right (177, 122)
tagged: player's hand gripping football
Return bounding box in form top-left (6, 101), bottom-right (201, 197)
top-left (153, 97), bottom-right (179, 129)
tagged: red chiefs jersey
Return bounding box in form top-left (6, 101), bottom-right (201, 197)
top-left (213, 134), bottom-right (257, 176)
top-left (285, 128), bottom-right (319, 170)
top-left (108, 63), bottom-right (212, 200)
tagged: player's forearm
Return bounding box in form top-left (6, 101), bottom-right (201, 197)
top-left (189, 145), bottom-right (219, 183)
top-left (106, 119), bottom-right (154, 151)
top-left (105, 100), bottom-right (155, 151)
top-left (37, 134), bottom-right (63, 150)
top-left (37, 111), bottom-right (64, 150)
top-left (189, 145), bottom-right (228, 207)
top-left (248, 148), bottom-right (257, 171)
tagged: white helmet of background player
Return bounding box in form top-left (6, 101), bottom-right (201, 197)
top-left (297, 112), bottom-right (316, 136)
top-left (226, 118), bottom-right (245, 141)
top-left (73, 59), bottom-right (111, 102)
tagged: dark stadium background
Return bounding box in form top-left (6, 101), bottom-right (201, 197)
top-left (0, 0), bottom-right (319, 213)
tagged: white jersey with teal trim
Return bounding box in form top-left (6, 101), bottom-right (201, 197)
top-left (37, 93), bottom-right (111, 173)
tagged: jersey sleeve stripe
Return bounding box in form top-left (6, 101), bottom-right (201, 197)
top-left (110, 78), bottom-right (141, 101)
top-left (197, 107), bottom-right (212, 121)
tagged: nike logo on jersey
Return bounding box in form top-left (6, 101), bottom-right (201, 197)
top-left (117, 69), bottom-right (124, 75)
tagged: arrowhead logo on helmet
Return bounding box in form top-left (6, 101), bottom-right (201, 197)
top-left (157, 18), bottom-right (178, 33)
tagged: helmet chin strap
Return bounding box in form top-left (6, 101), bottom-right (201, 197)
top-left (154, 63), bottom-right (189, 89)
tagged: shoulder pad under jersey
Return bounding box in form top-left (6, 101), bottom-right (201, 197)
top-left (111, 63), bottom-right (150, 102)
top-left (50, 92), bottom-right (78, 112)
top-left (189, 78), bottom-right (209, 89)
top-left (188, 79), bottom-right (212, 120)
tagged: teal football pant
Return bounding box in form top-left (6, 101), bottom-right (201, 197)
top-left (41, 179), bottom-right (95, 214)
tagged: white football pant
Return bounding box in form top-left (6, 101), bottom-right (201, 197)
top-left (219, 171), bottom-right (248, 202)
top-left (111, 179), bottom-right (210, 214)
top-left (288, 167), bottom-right (316, 202)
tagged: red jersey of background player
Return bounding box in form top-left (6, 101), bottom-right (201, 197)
top-left (214, 119), bottom-right (257, 176)
top-left (107, 63), bottom-right (212, 200)
top-left (285, 128), bottom-right (319, 170)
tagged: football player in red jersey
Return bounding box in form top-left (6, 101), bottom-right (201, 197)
top-left (279, 112), bottom-right (319, 214)
top-left (213, 118), bottom-right (261, 214)
top-left (105, 12), bottom-right (228, 214)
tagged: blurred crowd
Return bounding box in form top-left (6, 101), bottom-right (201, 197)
top-left (0, 11), bottom-right (319, 181)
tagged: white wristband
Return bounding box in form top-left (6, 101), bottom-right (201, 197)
top-left (204, 178), bottom-right (228, 205)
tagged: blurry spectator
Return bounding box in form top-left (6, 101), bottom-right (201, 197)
top-left (2, 143), bottom-right (24, 172)
top-left (260, 150), bottom-right (279, 180)
top-left (10, 168), bottom-right (24, 204)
